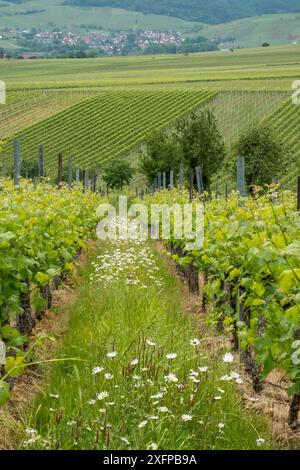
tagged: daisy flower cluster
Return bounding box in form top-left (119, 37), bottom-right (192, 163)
top-left (90, 218), bottom-right (164, 289)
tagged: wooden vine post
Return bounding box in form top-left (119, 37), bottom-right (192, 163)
top-left (170, 170), bottom-right (174, 190)
top-left (82, 170), bottom-right (86, 193)
top-left (157, 172), bottom-right (162, 189)
top-left (237, 155), bottom-right (246, 197)
top-left (195, 166), bottom-right (204, 195)
top-left (57, 152), bottom-right (63, 188)
top-left (68, 158), bottom-right (73, 188)
top-left (93, 174), bottom-right (97, 193)
top-left (179, 163), bottom-right (184, 190)
top-left (189, 168), bottom-right (194, 203)
top-left (38, 144), bottom-right (45, 178)
top-left (163, 172), bottom-right (166, 190)
top-left (13, 139), bottom-right (21, 186)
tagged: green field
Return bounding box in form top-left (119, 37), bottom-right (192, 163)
top-left (202, 13), bottom-right (300, 48)
top-left (0, 89), bottom-right (100, 139)
top-left (1, 44), bottom-right (300, 91)
top-left (2, 90), bottom-right (214, 173)
top-left (0, 0), bottom-right (202, 34)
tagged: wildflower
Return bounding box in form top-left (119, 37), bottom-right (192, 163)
top-left (166, 353), bottom-right (177, 360)
top-left (121, 437), bottom-right (130, 446)
top-left (107, 352), bottom-right (117, 358)
top-left (49, 393), bottom-right (59, 399)
top-left (223, 352), bottom-right (234, 363)
top-left (149, 416), bottom-right (159, 420)
top-left (214, 396), bottom-right (222, 401)
top-left (146, 339), bottom-right (156, 347)
top-left (132, 375), bottom-right (141, 380)
top-left (256, 438), bottom-right (265, 447)
top-left (148, 442), bottom-right (158, 450)
top-left (292, 340), bottom-right (300, 349)
top-left (104, 373), bottom-right (113, 380)
top-left (67, 420), bottom-right (76, 426)
top-left (217, 388), bottom-right (225, 394)
top-left (130, 359), bottom-right (139, 366)
top-left (190, 338), bottom-right (201, 347)
top-left (158, 406), bottom-right (169, 413)
top-left (236, 378), bottom-right (244, 384)
top-left (218, 422), bottom-right (225, 429)
top-left (138, 420), bottom-right (148, 429)
top-left (151, 393), bottom-right (163, 399)
top-left (25, 428), bottom-right (38, 436)
top-left (181, 414), bottom-right (193, 422)
top-left (88, 399), bottom-right (96, 406)
top-left (164, 373), bottom-right (178, 383)
top-left (97, 391), bottom-right (109, 401)
top-left (220, 374), bottom-right (231, 381)
top-left (190, 376), bottom-right (200, 384)
top-left (92, 366), bottom-right (104, 375)
top-left (108, 402), bottom-right (115, 406)
top-left (199, 366), bottom-right (208, 373)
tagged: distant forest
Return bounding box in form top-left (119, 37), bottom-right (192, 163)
top-left (63, 0), bottom-right (300, 25)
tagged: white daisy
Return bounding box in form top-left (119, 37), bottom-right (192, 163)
top-left (256, 438), bottom-right (265, 447)
top-left (104, 373), bottom-right (113, 380)
top-left (164, 373), bottom-right (178, 383)
top-left (223, 352), bottom-right (234, 363)
top-left (138, 420), bottom-right (148, 429)
top-left (147, 442), bottom-right (158, 450)
top-left (107, 352), bottom-right (117, 358)
top-left (158, 406), bottom-right (169, 413)
top-left (121, 437), bottom-right (130, 446)
top-left (97, 391), bottom-right (109, 401)
top-left (166, 353), bottom-right (177, 360)
top-left (151, 393), bottom-right (163, 399)
top-left (130, 359), bottom-right (139, 366)
top-left (92, 366), bottom-right (104, 375)
top-left (181, 414), bottom-right (193, 422)
top-left (190, 338), bottom-right (201, 347)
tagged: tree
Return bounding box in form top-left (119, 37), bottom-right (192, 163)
top-left (139, 130), bottom-right (181, 184)
top-left (178, 110), bottom-right (226, 188)
top-left (235, 123), bottom-right (290, 188)
top-left (103, 158), bottom-right (134, 191)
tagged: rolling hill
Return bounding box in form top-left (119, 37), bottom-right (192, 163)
top-left (0, 0), bottom-right (203, 34)
top-left (64, 0), bottom-right (300, 25)
top-left (201, 13), bottom-right (300, 47)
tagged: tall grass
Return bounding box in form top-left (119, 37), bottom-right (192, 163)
top-left (21, 240), bottom-right (271, 450)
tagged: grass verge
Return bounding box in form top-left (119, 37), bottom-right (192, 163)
top-left (20, 240), bottom-right (272, 450)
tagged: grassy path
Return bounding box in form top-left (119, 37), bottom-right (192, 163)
top-left (20, 235), bottom-right (270, 450)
